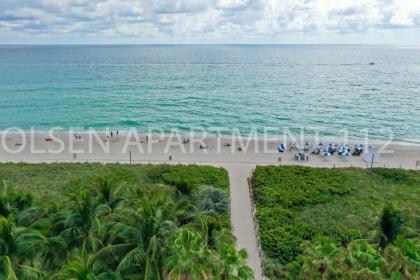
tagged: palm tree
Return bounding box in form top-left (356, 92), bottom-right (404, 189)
top-left (53, 242), bottom-right (121, 280)
top-left (97, 189), bottom-right (178, 279)
top-left (299, 237), bottom-right (347, 279)
top-left (60, 190), bottom-right (110, 253)
top-left (0, 180), bottom-right (14, 218)
top-left (164, 227), bottom-right (213, 280)
top-left (94, 176), bottom-right (126, 212)
top-left (300, 238), bottom-right (388, 279)
top-left (0, 180), bottom-right (32, 219)
top-left (215, 244), bottom-right (253, 280)
top-left (0, 216), bottom-right (48, 279)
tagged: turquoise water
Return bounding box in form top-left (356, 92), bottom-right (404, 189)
top-left (0, 45), bottom-right (419, 141)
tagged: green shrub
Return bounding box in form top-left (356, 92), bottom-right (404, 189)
top-left (372, 168), bottom-right (418, 185)
top-left (147, 164), bottom-right (229, 189)
top-left (173, 175), bottom-right (196, 195)
top-left (195, 186), bottom-right (229, 214)
top-left (381, 205), bottom-right (403, 247)
top-left (251, 165), bottom-right (420, 279)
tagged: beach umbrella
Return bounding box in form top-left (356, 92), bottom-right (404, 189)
top-left (278, 144), bottom-right (286, 153)
top-left (338, 145), bottom-right (348, 155)
top-left (322, 150), bottom-right (331, 157)
top-left (353, 144), bottom-right (364, 153)
top-left (341, 150), bottom-right (351, 157)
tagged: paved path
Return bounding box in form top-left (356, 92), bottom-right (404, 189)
top-left (2, 156), bottom-right (266, 278)
top-left (224, 164), bottom-right (264, 280)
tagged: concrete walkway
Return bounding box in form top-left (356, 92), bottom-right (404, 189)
top-left (224, 164), bottom-right (264, 280)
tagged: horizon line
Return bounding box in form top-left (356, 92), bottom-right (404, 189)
top-left (0, 43), bottom-right (419, 47)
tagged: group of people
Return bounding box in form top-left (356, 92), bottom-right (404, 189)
top-left (312, 143), bottom-right (364, 157)
top-left (294, 152), bottom-right (309, 161)
top-left (106, 130), bottom-right (119, 141)
top-left (278, 141), bottom-right (367, 162)
top-left (110, 130), bottom-right (119, 137)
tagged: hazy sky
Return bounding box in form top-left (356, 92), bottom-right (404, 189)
top-left (1, 0), bottom-right (420, 44)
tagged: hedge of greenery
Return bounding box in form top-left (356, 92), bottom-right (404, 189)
top-left (0, 163), bottom-right (252, 279)
top-left (251, 165), bottom-right (420, 279)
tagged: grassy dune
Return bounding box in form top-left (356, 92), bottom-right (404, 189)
top-left (251, 166), bottom-right (420, 279)
top-left (0, 163), bottom-right (228, 202)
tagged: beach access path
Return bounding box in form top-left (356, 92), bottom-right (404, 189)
top-left (225, 164), bottom-right (265, 280)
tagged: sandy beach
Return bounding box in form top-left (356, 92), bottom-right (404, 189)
top-left (1, 131), bottom-right (420, 170)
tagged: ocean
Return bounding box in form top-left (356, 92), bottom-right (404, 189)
top-left (0, 45), bottom-right (419, 142)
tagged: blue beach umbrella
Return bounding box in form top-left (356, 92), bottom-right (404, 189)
top-left (338, 145), bottom-right (348, 155)
top-left (278, 143), bottom-right (286, 153)
top-left (341, 150), bottom-right (351, 157)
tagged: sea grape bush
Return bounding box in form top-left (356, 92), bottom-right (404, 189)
top-left (251, 165), bottom-right (420, 279)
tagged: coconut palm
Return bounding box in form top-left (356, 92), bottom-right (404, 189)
top-left (0, 171), bottom-right (253, 280)
top-left (164, 227), bottom-right (213, 280)
top-left (60, 190), bottom-right (110, 253)
top-left (0, 180), bottom-right (32, 219)
top-left (300, 238), bottom-right (390, 279)
top-left (53, 242), bottom-right (121, 280)
top-left (0, 216), bottom-right (48, 279)
top-left (97, 189), bottom-right (178, 279)
top-left (215, 244), bottom-right (253, 280)
top-left (300, 237), bottom-right (344, 278)
top-left (94, 176), bottom-right (126, 212)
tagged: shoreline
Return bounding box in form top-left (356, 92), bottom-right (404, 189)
top-left (0, 131), bottom-right (419, 170)
top-left (1, 129), bottom-right (419, 146)
top-left (1, 130), bottom-right (420, 146)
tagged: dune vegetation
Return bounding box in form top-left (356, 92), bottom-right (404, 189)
top-left (0, 163), bottom-right (253, 280)
top-left (251, 166), bottom-right (420, 279)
